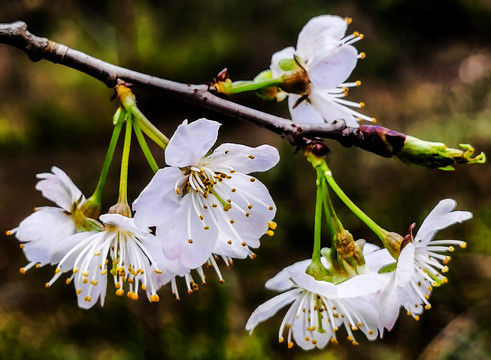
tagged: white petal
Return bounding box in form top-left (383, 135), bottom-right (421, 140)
top-left (265, 259), bottom-right (311, 291)
top-left (133, 167), bottom-right (184, 228)
top-left (337, 273), bottom-right (388, 298)
top-left (165, 119), bottom-right (220, 167)
top-left (245, 288), bottom-right (301, 332)
top-left (15, 207), bottom-right (77, 264)
top-left (207, 143), bottom-right (280, 174)
top-left (297, 15), bottom-right (348, 60)
top-left (270, 47), bottom-right (296, 78)
top-left (308, 45), bottom-right (358, 90)
top-left (156, 193), bottom-right (218, 269)
top-left (289, 270), bottom-right (338, 297)
top-left (36, 166), bottom-right (83, 211)
top-left (364, 245), bottom-right (395, 273)
top-left (309, 90), bottom-right (360, 127)
top-left (288, 95), bottom-right (325, 124)
top-left (415, 199), bottom-right (472, 245)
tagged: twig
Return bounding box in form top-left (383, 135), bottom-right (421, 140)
top-left (0, 21), bottom-right (413, 158)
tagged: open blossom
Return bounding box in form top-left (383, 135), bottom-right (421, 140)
top-left (46, 213), bottom-right (166, 309)
top-left (378, 199), bottom-right (472, 330)
top-left (8, 167), bottom-right (85, 272)
top-left (246, 248), bottom-right (388, 349)
top-left (133, 118), bottom-right (279, 269)
top-left (271, 15), bottom-right (373, 127)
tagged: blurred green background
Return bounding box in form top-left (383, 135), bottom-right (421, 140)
top-left (0, 0), bottom-right (490, 359)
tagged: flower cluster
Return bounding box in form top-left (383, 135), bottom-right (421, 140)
top-left (10, 118), bottom-right (279, 308)
top-left (246, 199), bottom-right (471, 349)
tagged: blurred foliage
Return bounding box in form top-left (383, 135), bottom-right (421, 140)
top-left (0, 0), bottom-right (490, 359)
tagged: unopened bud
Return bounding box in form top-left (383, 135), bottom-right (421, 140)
top-left (397, 136), bottom-right (486, 170)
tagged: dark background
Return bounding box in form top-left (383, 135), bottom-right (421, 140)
top-left (0, 1), bottom-right (490, 359)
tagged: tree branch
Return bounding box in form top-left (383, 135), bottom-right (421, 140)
top-left (0, 21), bottom-right (486, 169)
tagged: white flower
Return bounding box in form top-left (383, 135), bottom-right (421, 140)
top-left (271, 15), bottom-right (373, 127)
top-left (133, 118), bottom-right (279, 269)
top-left (8, 167), bottom-right (85, 272)
top-left (46, 213), bottom-right (166, 309)
top-left (246, 249), bottom-right (388, 349)
top-left (378, 199), bottom-right (472, 330)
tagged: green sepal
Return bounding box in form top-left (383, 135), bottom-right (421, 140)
top-left (278, 58), bottom-right (297, 71)
top-left (378, 262), bottom-right (397, 274)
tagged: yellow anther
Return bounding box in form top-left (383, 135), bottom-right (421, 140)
top-left (278, 337), bottom-right (284, 343)
top-left (425, 304), bottom-right (431, 310)
top-left (460, 242), bottom-right (467, 249)
top-left (231, 188), bottom-right (236, 192)
top-left (358, 33), bottom-right (364, 39)
top-left (288, 342), bottom-right (294, 349)
top-left (82, 271), bottom-right (89, 277)
top-left (442, 266), bottom-right (449, 273)
top-left (268, 206), bottom-right (273, 211)
top-left (352, 341), bottom-right (360, 346)
top-left (218, 279), bottom-right (225, 284)
top-left (84, 296), bottom-right (92, 302)
top-left (359, 102), bottom-right (365, 108)
top-left (333, 327), bottom-right (339, 332)
top-left (227, 240), bottom-right (232, 245)
top-left (115, 282), bottom-right (121, 289)
top-left (131, 293), bottom-right (138, 300)
top-left (268, 221), bottom-right (277, 230)
top-left (304, 336), bottom-right (310, 341)
top-left (90, 280), bottom-right (98, 286)
top-left (345, 17), bottom-right (352, 24)
top-left (443, 256), bottom-right (451, 264)
top-left (66, 278), bottom-right (71, 285)
top-left (19, 244), bottom-right (24, 249)
top-left (347, 336), bottom-right (353, 341)
top-left (357, 322), bottom-right (362, 328)
top-left (249, 253), bottom-right (256, 260)
top-left (188, 239), bottom-right (193, 244)
top-left (204, 226), bottom-right (209, 230)
top-left (230, 219), bottom-right (235, 224)
top-left (76, 288), bottom-right (82, 295)
top-left (101, 269), bottom-right (107, 275)
top-left (414, 315), bottom-right (420, 321)
top-left (266, 230), bottom-right (274, 237)
top-left (359, 52), bottom-right (366, 59)
top-left (154, 269), bottom-right (162, 274)
top-left (312, 339), bottom-right (317, 345)
top-left (368, 330), bottom-right (374, 335)
top-left (428, 286), bottom-right (433, 291)
top-left (330, 338), bottom-right (338, 344)
top-left (425, 294), bottom-right (430, 300)
top-left (141, 284), bottom-right (146, 290)
top-left (442, 277), bottom-right (448, 284)
top-left (82, 278), bottom-right (87, 284)
top-left (353, 31), bottom-right (360, 37)
top-left (19, 268), bottom-right (26, 274)
top-left (94, 251), bottom-right (101, 256)
top-left (449, 246), bottom-right (455, 252)
top-left (36, 264), bottom-right (40, 268)
top-left (355, 80), bottom-right (362, 86)
top-left (248, 155), bottom-right (255, 159)
top-left (371, 118), bottom-right (377, 123)
top-left (116, 289), bottom-right (124, 296)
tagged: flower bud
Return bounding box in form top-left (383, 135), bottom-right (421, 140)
top-left (397, 136), bottom-right (486, 170)
top-left (253, 70), bottom-right (287, 102)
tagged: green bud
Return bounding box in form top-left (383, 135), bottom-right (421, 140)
top-left (382, 231), bottom-right (404, 259)
top-left (397, 136), bottom-right (486, 170)
top-left (305, 261), bottom-right (331, 281)
top-left (253, 70), bottom-right (286, 102)
top-left (278, 58), bottom-right (297, 72)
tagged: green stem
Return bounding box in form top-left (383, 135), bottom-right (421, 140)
top-left (129, 106), bottom-right (169, 150)
top-left (320, 175), bottom-right (343, 239)
top-left (228, 79), bottom-right (283, 95)
top-left (133, 120), bottom-right (159, 173)
top-left (312, 172), bottom-right (324, 263)
top-left (321, 160), bottom-right (388, 241)
top-left (118, 114), bottom-right (133, 210)
top-left (88, 108), bottom-right (125, 206)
